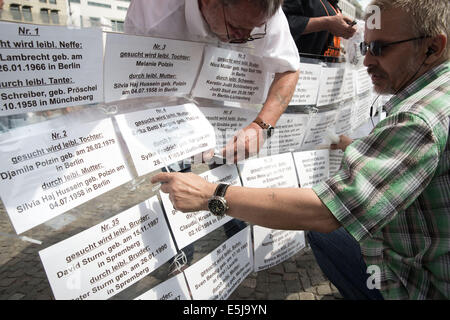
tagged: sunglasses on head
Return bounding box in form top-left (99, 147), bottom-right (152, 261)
top-left (359, 36), bottom-right (427, 56)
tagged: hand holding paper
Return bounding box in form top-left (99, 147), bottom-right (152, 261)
top-left (151, 172), bottom-right (216, 212)
top-left (220, 122), bottom-right (265, 163)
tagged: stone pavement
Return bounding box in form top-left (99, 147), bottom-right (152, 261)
top-left (229, 246), bottom-right (343, 300)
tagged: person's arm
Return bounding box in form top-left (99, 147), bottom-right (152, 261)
top-left (330, 135), bottom-right (353, 152)
top-left (151, 171), bottom-right (340, 233)
top-left (303, 13), bottom-right (356, 39)
top-left (220, 69), bottom-right (300, 162)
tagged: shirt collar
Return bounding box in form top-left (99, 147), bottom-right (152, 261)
top-left (384, 61), bottom-right (450, 114)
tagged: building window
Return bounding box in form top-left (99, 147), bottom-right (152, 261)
top-left (69, 0), bottom-right (81, 3)
top-left (39, 0), bottom-right (47, 3)
top-left (111, 20), bottom-right (124, 32)
top-left (40, 8), bottom-right (50, 23)
top-left (87, 2), bottom-right (112, 9)
top-left (10, 4), bottom-right (22, 21)
top-left (117, 6), bottom-right (128, 11)
top-left (51, 10), bottom-right (59, 24)
top-left (22, 6), bottom-right (33, 22)
top-left (49, 0), bottom-right (57, 4)
top-left (89, 17), bottom-right (101, 27)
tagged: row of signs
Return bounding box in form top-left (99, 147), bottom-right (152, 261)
top-left (39, 146), bottom-right (347, 300)
top-left (0, 21), bottom-right (373, 117)
top-left (1, 102), bottom-right (354, 234)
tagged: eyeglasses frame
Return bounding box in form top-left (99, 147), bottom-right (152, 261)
top-left (359, 36), bottom-right (428, 56)
top-left (221, 3), bottom-right (267, 44)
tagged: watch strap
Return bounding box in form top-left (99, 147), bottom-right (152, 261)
top-left (253, 117), bottom-right (273, 130)
top-left (214, 183), bottom-right (230, 197)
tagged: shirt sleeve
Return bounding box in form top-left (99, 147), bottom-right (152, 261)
top-left (312, 112), bottom-right (441, 242)
top-left (282, 0), bottom-right (310, 42)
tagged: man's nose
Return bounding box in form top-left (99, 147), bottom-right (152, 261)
top-left (363, 50), bottom-right (377, 67)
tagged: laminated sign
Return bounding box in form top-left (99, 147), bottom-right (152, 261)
top-left (39, 196), bottom-right (177, 300)
top-left (0, 21), bottom-right (103, 115)
top-left (0, 117), bottom-right (132, 234)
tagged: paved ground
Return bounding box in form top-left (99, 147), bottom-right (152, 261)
top-left (0, 162), bottom-right (342, 301)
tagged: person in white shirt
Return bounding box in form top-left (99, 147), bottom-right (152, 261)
top-left (125, 0), bottom-right (300, 162)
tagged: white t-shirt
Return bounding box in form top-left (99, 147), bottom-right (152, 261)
top-left (124, 0), bottom-right (300, 74)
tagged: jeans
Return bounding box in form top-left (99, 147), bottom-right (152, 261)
top-left (307, 227), bottom-right (384, 300)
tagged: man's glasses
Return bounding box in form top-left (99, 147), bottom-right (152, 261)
top-left (359, 36), bottom-right (427, 56)
top-left (222, 4), bottom-right (266, 43)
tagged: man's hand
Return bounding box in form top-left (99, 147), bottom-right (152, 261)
top-left (330, 135), bottom-right (353, 152)
top-left (327, 13), bottom-right (357, 39)
top-left (151, 172), bottom-right (216, 212)
top-left (220, 122), bottom-right (264, 163)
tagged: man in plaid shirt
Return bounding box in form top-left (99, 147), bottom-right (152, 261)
top-left (152, 0), bottom-right (449, 299)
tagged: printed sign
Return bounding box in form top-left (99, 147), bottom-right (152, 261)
top-left (265, 113), bottom-right (309, 154)
top-left (293, 149), bottom-right (330, 188)
top-left (104, 33), bottom-right (204, 102)
top-left (290, 63), bottom-right (322, 105)
top-left (329, 149), bottom-right (344, 177)
top-left (160, 165), bottom-right (241, 250)
top-left (316, 67), bottom-right (345, 107)
top-left (39, 196), bottom-right (177, 300)
top-left (356, 67), bottom-right (372, 95)
top-left (0, 118), bottom-right (132, 234)
top-left (238, 153), bottom-right (304, 271)
top-left (192, 46), bottom-right (267, 104)
top-left (0, 21), bottom-right (103, 115)
top-left (135, 273), bottom-right (191, 300)
top-left (253, 227), bottom-right (305, 272)
top-left (199, 106), bottom-right (257, 151)
top-left (115, 103), bottom-right (216, 176)
top-left (184, 226), bottom-right (253, 300)
top-left (238, 153), bottom-right (299, 189)
top-left (301, 110), bottom-right (337, 150)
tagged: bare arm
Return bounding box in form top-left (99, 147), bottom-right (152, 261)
top-left (151, 172), bottom-right (341, 233)
top-left (303, 13), bottom-right (356, 39)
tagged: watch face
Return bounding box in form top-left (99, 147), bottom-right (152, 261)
top-left (208, 197), bottom-right (227, 216)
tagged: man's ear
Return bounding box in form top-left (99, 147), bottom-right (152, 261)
top-left (424, 34), bottom-right (447, 64)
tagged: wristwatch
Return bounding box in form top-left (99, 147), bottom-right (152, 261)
top-left (253, 116), bottom-right (275, 138)
top-left (207, 183), bottom-right (230, 216)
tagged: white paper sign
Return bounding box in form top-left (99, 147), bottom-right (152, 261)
top-left (289, 63), bottom-right (322, 105)
top-left (238, 153), bottom-right (304, 271)
top-left (199, 106), bottom-right (257, 151)
top-left (301, 110), bottom-right (337, 150)
top-left (39, 196), bottom-right (177, 300)
top-left (253, 227), bottom-right (305, 272)
top-left (316, 67), bottom-right (345, 107)
top-left (238, 153), bottom-right (299, 189)
top-left (353, 91), bottom-right (372, 129)
top-left (293, 149), bottom-right (330, 188)
top-left (160, 165), bottom-right (241, 250)
top-left (356, 67), bottom-right (372, 95)
top-left (192, 46), bottom-right (267, 104)
top-left (265, 113), bottom-right (309, 154)
top-left (135, 273), bottom-right (191, 300)
top-left (115, 104), bottom-right (216, 176)
top-left (334, 104), bottom-right (353, 136)
top-left (103, 33), bottom-right (204, 102)
top-left (0, 118), bottom-right (132, 234)
top-left (329, 149), bottom-right (344, 177)
top-left (184, 226), bottom-right (253, 300)
top-left (341, 68), bottom-right (356, 101)
top-left (0, 22), bottom-right (103, 115)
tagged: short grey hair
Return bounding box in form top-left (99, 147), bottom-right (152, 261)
top-left (366, 0), bottom-right (449, 57)
top-left (222, 0), bottom-right (283, 18)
